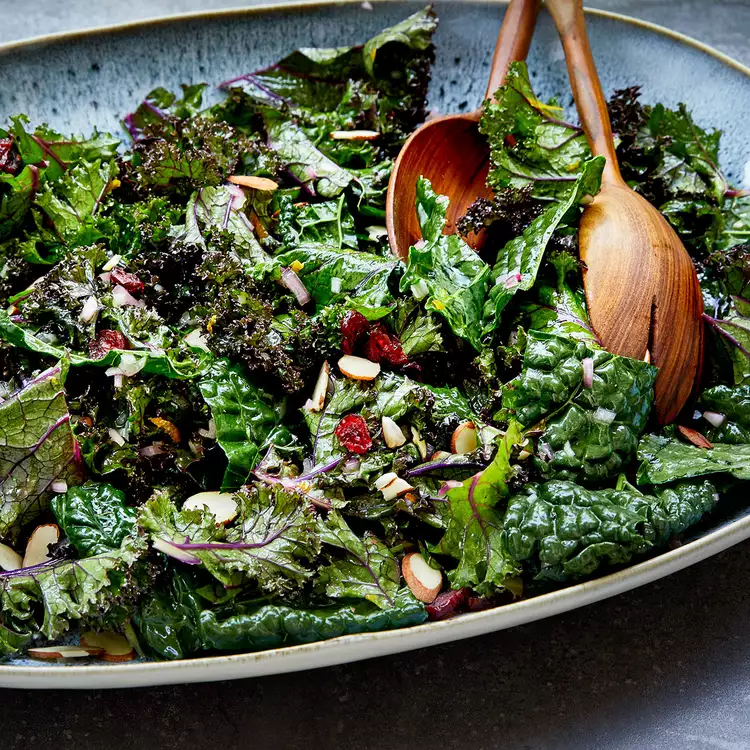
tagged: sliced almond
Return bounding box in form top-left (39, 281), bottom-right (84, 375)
top-left (227, 175), bottom-right (279, 191)
top-left (28, 645), bottom-right (104, 660)
top-left (330, 129), bottom-right (379, 141)
top-left (338, 355), bottom-right (380, 381)
top-left (677, 425), bottom-right (714, 450)
top-left (451, 421), bottom-right (478, 454)
top-left (183, 492), bottom-right (238, 525)
top-left (23, 524), bottom-right (60, 568)
top-left (430, 450), bottom-right (451, 461)
top-left (81, 631), bottom-right (135, 663)
top-left (410, 426), bottom-right (428, 460)
top-left (402, 552), bottom-right (442, 603)
top-left (382, 417), bottom-right (406, 448)
top-left (374, 472), bottom-right (398, 491)
top-left (0, 543), bottom-right (22, 572)
top-left (305, 360), bottom-right (330, 413)
top-left (380, 476), bottom-right (414, 502)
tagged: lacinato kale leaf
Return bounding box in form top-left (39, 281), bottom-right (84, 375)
top-left (51, 482), bottom-right (137, 557)
top-left (0, 361), bottom-right (81, 541)
top-left (503, 479), bottom-right (718, 582)
top-left (317, 510), bottom-right (399, 609)
top-left (435, 423), bottom-right (524, 596)
top-left (504, 331), bottom-right (658, 482)
top-left (198, 359), bottom-right (296, 489)
top-left (637, 433), bottom-right (750, 483)
top-left (399, 177), bottom-right (491, 351)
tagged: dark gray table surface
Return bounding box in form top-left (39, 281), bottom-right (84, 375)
top-left (1, 2), bottom-right (749, 749)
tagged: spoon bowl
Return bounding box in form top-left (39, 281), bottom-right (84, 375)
top-left (386, 0), bottom-right (540, 259)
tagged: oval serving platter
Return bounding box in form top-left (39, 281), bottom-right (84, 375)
top-left (1, 0), bottom-right (749, 689)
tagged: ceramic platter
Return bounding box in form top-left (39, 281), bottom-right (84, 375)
top-left (1, 0), bottom-right (748, 689)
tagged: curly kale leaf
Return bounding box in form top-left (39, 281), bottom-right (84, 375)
top-left (637, 433), bottom-right (750, 483)
top-left (482, 157), bottom-right (604, 332)
top-left (141, 483), bottom-right (319, 594)
top-left (435, 423), bottom-right (524, 596)
top-left (399, 177), bottom-right (491, 351)
top-left (0, 362), bottom-right (81, 541)
top-left (51, 482), bottom-right (137, 557)
top-left (504, 331), bottom-right (658, 482)
top-left (317, 510), bottom-right (399, 609)
top-left (503, 479), bottom-right (718, 582)
top-left (0, 535), bottom-right (144, 649)
top-left (698, 385), bottom-right (750, 444)
top-left (480, 62), bottom-right (592, 200)
top-left (198, 359), bottom-right (296, 489)
top-left (123, 83), bottom-right (207, 140)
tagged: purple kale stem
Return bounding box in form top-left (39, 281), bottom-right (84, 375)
top-left (298, 457), bottom-right (343, 480)
top-left (4, 365), bottom-right (62, 406)
top-left (703, 313), bottom-right (750, 360)
top-left (405, 459), bottom-right (487, 478)
top-left (123, 113), bottom-right (140, 141)
top-left (0, 415), bottom-right (71, 485)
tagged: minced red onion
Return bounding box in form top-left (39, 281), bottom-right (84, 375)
top-left (703, 411), bottom-right (726, 428)
top-left (107, 428), bottom-right (126, 447)
top-left (198, 419), bottom-right (217, 440)
top-left (112, 284), bottom-right (145, 308)
top-left (112, 374), bottom-right (124, 389)
top-left (582, 357), bottom-right (594, 389)
top-left (342, 457), bottom-right (361, 474)
top-left (593, 407), bottom-right (617, 424)
top-left (280, 267), bottom-right (311, 306)
top-left (184, 328), bottom-right (210, 351)
top-left (140, 444), bottom-right (166, 458)
top-left (330, 277), bottom-right (342, 295)
top-left (50, 480), bottom-right (68, 494)
top-left (437, 480), bottom-right (464, 497)
top-left (98, 272), bottom-right (112, 284)
top-left (226, 182), bottom-right (246, 210)
top-left (538, 442), bottom-right (555, 462)
top-left (79, 295), bottom-right (99, 324)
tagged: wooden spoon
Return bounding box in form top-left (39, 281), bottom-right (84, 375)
top-left (386, 0), bottom-right (540, 258)
top-left (544, 0), bottom-right (704, 424)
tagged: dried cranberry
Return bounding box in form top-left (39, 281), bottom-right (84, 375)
top-left (504, 133), bottom-right (517, 148)
top-left (340, 310), bottom-right (370, 354)
top-left (425, 588), bottom-right (469, 621)
top-left (89, 330), bottom-right (129, 360)
top-left (334, 414), bottom-right (372, 454)
top-left (363, 324), bottom-right (409, 367)
top-left (110, 267), bottom-right (144, 294)
top-left (0, 138), bottom-right (21, 176)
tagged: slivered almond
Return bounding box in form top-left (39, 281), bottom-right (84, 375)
top-left (338, 355), bottom-right (380, 381)
top-left (227, 175), bottom-right (279, 191)
top-left (411, 426), bottom-right (428, 460)
top-left (430, 450), bottom-right (451, 461)
top-left (382, 417), bottom-right (406, 448)
top-left (380, 476), bottom-right (414, 501)
top-left (81, 631), bottom-right (135, 663)
top-left (0, 543), bottom-right (22, 572)
top-left (330, 130), bottom-right (379, 141)
top-left (23, 524), bottom-right (60, 568)
top-left (402, 553), bottom-right (442, 603)
top-left (374, 472), bottom-right (398, 491)
top-left (305, 361), bottom-right (330, 412)
top-left (451, 422), bottom-right (477, 454)
top-left (677, 425), bottom-right (714, 450)
top-left (183, 492), bottom-right (238, 525)
top-left (28, 645), bottom-right (104, 660)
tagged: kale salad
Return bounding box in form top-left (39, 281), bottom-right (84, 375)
top-left (0, 7), bottom-right (748, 661)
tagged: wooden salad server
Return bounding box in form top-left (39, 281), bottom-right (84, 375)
top-left (545, 0), bottom-right (704, 424)
top-left (386, 0), bottom-right (541, 258)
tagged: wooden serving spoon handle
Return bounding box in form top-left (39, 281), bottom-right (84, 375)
top-left (544, 0), bottom-right (621, 184)
top-left (484, 0), bottom-right (541, 102)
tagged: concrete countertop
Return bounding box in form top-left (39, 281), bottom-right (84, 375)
top-left (1, 2), bottom-right (749, 749)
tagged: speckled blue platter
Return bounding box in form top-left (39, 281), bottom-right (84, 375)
top-left (1, 0), bottom-right (749, 689)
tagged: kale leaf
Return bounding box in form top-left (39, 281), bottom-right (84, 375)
top-left (698, 385), bottom-right (750, 444)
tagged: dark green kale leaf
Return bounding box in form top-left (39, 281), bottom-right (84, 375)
top-left (504, 331), bottom-right (658, 482)
top-left (0, 361), bottom-right (81, 541)
top-left (698, 385), bottom-right (750, 444)
top-left (399, 177), bottom-right (491, 351)
top-left (394, 297), bottom-right (444, 357)
top-left (276, 193), bottom-right (358, 250)
top-left (51, 483), bottom-right (137, 557)
top-left (503, 479), bottom-right (718, 582)
top-left (435, 423), bottom-right (524, 596)
top-left (124, 84), bottom-right (208, 140)
top-left (198, 359), bottom-right (296, 489)
top-left (316, 510), bottom-right (399, 609)
top-left (637, 433), bottom-right (750, 483)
